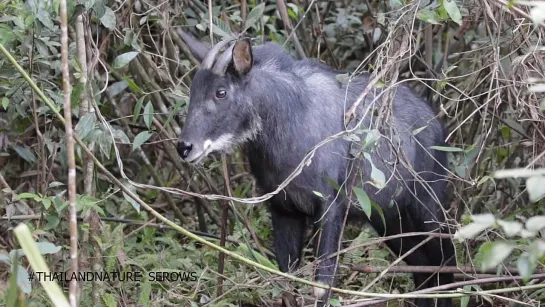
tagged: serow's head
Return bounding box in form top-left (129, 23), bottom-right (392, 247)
top-left (177, 33), bottom-right (259, 164)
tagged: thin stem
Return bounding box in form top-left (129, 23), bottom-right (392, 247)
top-left (58, 0), bottom-right (78, 306)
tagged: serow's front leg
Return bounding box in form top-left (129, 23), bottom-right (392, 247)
top-left (270, 206), bottom-right (307, 273)
top-left (313, 200), bottom-right (346, 305)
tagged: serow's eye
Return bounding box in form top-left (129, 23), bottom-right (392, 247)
top-left (216, 89), bottom-right (227, 99)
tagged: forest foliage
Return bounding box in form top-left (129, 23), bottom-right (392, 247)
top-left (0, 0), bottom-right (544, 306)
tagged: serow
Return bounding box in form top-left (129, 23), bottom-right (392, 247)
top-left (176, 31), bottom-right (456, 307)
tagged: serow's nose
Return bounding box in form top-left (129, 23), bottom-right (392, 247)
top-left (177, 141), bottom-right (193, 160)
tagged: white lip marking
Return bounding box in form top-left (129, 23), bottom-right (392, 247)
top-left (205, 134), bottom-right (233, 156)
top-left (203, 139), bottom-right (212, 151)
top-left (186, 134), bottom-right (235, 163)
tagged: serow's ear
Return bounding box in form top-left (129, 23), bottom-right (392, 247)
top-left (232, 38), bottom-right (253, 76)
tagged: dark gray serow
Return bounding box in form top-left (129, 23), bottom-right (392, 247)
top-left (176, 31), bottom-right (455, 307)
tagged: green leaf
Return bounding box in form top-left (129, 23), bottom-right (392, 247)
top-left (123, 75), bottom-right (142, 94)
top-left (526, 176), bottom-right (545, 203)
top-left (138, 278), bottom-right (152, 307)
top-left (70, 81), bottom-right (85, 107)
top-left (13, 145), bottom-right (37, 164)
top-left (79, 195), bottom-right (105, 216)
top-left (0, 254), bottom-right (10, 264)
top-left (112, 51), bottom-right (139, 69)
top-left (460, 285), bottom-right (471, 307)
top-left (528, 84), bottom-right (545, 93)
top-left (525, 215), bottom-right (545, 232)
top-left (16, 264), bottom-right (31, 293)
top-left (335, 73), bottom-right (350, 85)
top-left (430, 145), bottom-right (464, 152)
top-left (494, 168), bottom-right (545, 179)
top-left (236, 243), bottom-right (277, 270)
top-left (98, 130), bottom-right (113, 159)
top-left (112, 128), bottom-right (130, 144)
top-left (1, 97), bottom-right (9, 110)
top-left (353, 187), bottom-right (372, 219)
top-left (477, 176), bottom-right (493, 187)
top-left (211, 26), bottom-right (231, 39)
top-left (17, 192), bottom-right (41, 200)
top-left (443, 0), bottom-right (462, 25)
top-left (101, 292), bottom-right (118, 307)
top-left (517, 253), bottom-right (536, 281)
top-left (389, 0), bottom-right (403, 9)
top-left (100, 7), bottom-right (116, 30)
top-left (44, 215), bottom-right (60, 230)
top-left (496, 220), bottom-right (522, 237)
top-left (75, 113), bottom-right (96, 139)
top-left (163, 99), bottom-right (186, 128)
top-left (500, 126), bottom-right (511, 139)
top-left (287, 4), bottom-right (298, 19)
top-left (205, 16), bottom-right (232, 38)
top-left (455, 222), bottom-right (487, 241)
top-left (41, 198), bottom-right (52, 209)
top-left (526, 2), bottom-right (545, 25)
top-left (472, 213), bottom-right (496, 224)
top-left (132, 131), bottom-right (153, 151)
top-left (343, 133), bottom-right (360, 142)
top-left (7, 263), bottom-right (18, 305)
top-left (325, 177), bottom-right (346, 197)
top-left (479, 241), bottom-right (514, 270)
top-left (13, 224), bottom-right (70, 306)
top-left (133, 97), bottom-right (145, 123)
top-left (363, 129), bottom-right (380, 150)
top-left (49, 181), bottom-right (65, 188)
top-left (313, 191), bottom-right (325, 198)
top-left (329, 298), bottom-right (342, 307)
top-left (245, 3), bottom-right (266, 31)
top-left (143, 101), bottom-right (154, 129)
top-left (454, 214), bottom-right (496, 241)
top-left (35, 242), bottom-right (62, 255)
top-left (370, 201), bottom-right (386, 229)
top-left (363, 152), bottom-right (386, 188)
top-left (120, 179), bottom-right (140, 212)
top-left (417, 9), bottom-right (442, 24)
top-left (36, 8), bottom-right (55, 30)
top-left (109, 80), bottom-right (128, 97)
top-left (412, 125), bottom-right (428, 135)
top-left (112, 129), bottom-right (131, 144)
top-left (528, 240), bottom-right (545, 264)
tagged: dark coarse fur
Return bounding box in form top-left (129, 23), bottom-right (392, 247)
top-left (177, 33), bottom-right (456, 307)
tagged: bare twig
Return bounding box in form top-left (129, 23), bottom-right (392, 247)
top-left (346, 264), bottom-right (544, 275)
top-left (217, 155), bottom-right (231, 297)
top-left (344, 35), bottom-right (410, 124)
top-left (27, 33), bottom-right (47, 197)
top-left (240, 0), bottom-right (247, 31)
top-left (361, 236), bottom-right (434, 292)
top-left (346, 274), bottom-right (545, 306)
top-left (0, 171), bottom-right (12, 192)
top-left (76, 16), bottom-right (93, 196)
top-left (208, 0), bottom-right (213, 43)
top-left (277, 0), bottom-right (306, 59)
top-left (105, 92), bottom-right (186, 224)
top-left (491, 0), bottom-right (545, 31)
top-left (59, 0), bottom-right (78, 305)
top-left (1, 214), bottom-right (261, 250)
top-left (74, 14), bottom-right (103, 306)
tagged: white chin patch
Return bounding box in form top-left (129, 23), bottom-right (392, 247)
top-left (185, 134), bottom-right (235, 164)
top-left (203, 139), bottom-right (213, 151)
top-left (202, 134), bottom-right (234, 157)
